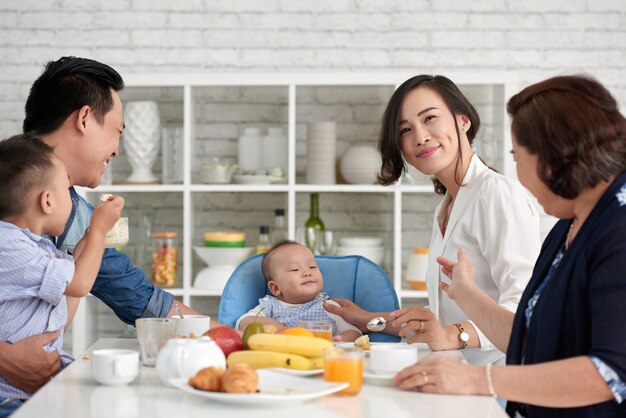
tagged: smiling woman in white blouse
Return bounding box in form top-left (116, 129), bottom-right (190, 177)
top-left (324, 75), bottom-right (541, 366)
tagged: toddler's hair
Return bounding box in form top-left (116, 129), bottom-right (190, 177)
top-left (0, 133), bottom-right (56, 219)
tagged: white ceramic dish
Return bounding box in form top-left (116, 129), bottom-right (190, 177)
top-left (193, 246), bottom-right (254, 267)
top-left (168, 370), bottom-right (348, 406)
top-left (336, 246), bottom-right (384, 265)
top-left (363, 369), bottom-right (395, 386)
top-left (266, 368), bottom-right (323, 377)
top-left (232, 174), bottom-right (287, 185)
top-left (339, 236), bottom-right (383, 247)
top-left (336, 342), bottom-right (429, 358)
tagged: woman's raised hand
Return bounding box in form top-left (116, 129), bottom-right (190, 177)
top-left (389, 307), bottom-right (452, 350)
top-left (436, 248), bottom-right (477, 301)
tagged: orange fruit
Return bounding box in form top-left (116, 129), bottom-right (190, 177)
top-left (278, 327), bottom-right (314, 337)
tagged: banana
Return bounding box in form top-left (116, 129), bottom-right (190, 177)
top-left (227, 350), bottom-right (315, 370)
top-left (246, 333), bottom-right (333, 358)
top-left (309, 356), bottom-right (324, 369)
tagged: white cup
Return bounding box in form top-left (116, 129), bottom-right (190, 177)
top-left (171, 315), bottom-right (211, 338)
top-left (91, 349), bottom-right (139, 385)
top-left (369, 344), bottom-right (418, 375)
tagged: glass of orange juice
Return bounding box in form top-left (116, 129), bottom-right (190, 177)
top-left (323, 347), bottom-right (364, 396)
top-left (297, 321), bottom-right (333, 341)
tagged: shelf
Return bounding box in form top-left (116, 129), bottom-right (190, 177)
top-left (71, 71), bottom-right (515, 357)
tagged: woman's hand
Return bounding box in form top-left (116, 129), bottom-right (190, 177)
top-left (436, 248), bottom-right (477, 301)
top-left (390, 307), bottom-right (456, 350)
top-left (323, 298), bottom-right (371, 333)
top-left (393, 357), bottom-right (487, 396)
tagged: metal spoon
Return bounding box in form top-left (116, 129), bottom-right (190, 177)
top-left (174, 303), bottom-right (184, 319)
top-left (366, 316), bottom-right (386, 332)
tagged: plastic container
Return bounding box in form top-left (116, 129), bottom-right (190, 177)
top-left (152, 232), bottom-right (177, 287)
top-left (262, 127), bottom-right (288, 172)
top-left (406, 247), bottom-right (429, 290)
top-left (238, 127), bottom-right (263, 171)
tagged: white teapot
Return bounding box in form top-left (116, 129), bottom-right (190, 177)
top-left (156, 336), bottom-right (226, 386)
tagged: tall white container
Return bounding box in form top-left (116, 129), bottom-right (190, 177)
top-left (306, 121), bottom-right (336, 184)
top-left (238, 127), bottom-right (263, 171)
top-left (262, 127), bottom-right (288, 173)
top-left (405, 247), bottom-right (429, 290)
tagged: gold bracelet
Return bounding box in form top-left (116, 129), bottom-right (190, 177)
top-left (485, 363), bottom-right (497, 398)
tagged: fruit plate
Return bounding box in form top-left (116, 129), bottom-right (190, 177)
top-left (169, 370), bottom-right (348, 406)
top-left (266, 368), bottom-right (323, 377)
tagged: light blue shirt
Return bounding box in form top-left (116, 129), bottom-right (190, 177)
top-left (0, 221), bottom-right (74, 399)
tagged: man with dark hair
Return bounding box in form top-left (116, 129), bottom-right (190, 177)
top-left (0, 57), bottom-right (210, 396)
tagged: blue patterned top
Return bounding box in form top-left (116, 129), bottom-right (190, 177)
top-left (524, 232), bottom-right (626, 403)
top-left (258, 292), bottom-right (338, 335)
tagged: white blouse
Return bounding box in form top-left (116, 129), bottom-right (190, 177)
top-left (426, 154), bottom-right (541, 365)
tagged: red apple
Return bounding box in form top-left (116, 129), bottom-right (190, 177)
top-left (204, 327), bottom-right (243, 357)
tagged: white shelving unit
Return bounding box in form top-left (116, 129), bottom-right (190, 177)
top-left (71, 72), bottom-right (517, 356)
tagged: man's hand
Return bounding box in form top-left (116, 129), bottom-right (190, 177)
top-left (0, 332), bottom-right (61, 394)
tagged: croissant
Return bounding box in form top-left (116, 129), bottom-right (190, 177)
top-left (222, 363), bottom-right (258, 393)
top-left (188, 367), bottom-right (226, 392)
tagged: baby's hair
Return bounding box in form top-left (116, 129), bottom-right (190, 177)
top-left (0, 133), bottom-right (56, 219)
top-left (261, 240), bottom-right (303, 282)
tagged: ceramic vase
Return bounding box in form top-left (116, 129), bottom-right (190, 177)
top-left (123, 101), bottom-right (161, 183)
top-left (340, 144), bottom-right (381, 184)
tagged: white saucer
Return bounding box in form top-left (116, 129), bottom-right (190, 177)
top-left (363, 369), bottom-right (395, 386)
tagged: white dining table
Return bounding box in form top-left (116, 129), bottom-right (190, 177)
top-left (13, 338), bottom-right (508, 418)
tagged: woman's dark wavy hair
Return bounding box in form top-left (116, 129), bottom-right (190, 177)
top-left (377, 75), bottom-right (480, 195)
top-left (507, 75), bottom-right (626, 199)
top-left (23, 56), bottom-right (124, 135)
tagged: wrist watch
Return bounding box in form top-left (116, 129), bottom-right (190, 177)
top-left (453, 323), bottom-right (469, 349)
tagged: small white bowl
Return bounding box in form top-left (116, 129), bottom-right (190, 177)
top-left (339, 236), bottom-right (383, 247)
top-left (193, 246), bottom-right (254, 267)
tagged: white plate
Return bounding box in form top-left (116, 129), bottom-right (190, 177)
top-left (266, 368), bottom-right (323, 377)
top-left (169, 370), bottom-right (348, 406)
top-left (232, 174), bottom-right (287, 185)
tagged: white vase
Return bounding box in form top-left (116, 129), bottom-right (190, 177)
top-left (123, 101), bottom-right (161, 183)
top-left (340, 144), bottom-right (381, 184)
top-left (238, 127), bottom-right (263, 171)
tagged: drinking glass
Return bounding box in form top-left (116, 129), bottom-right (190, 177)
top-left (297, 321), bottom-right (333, 341)
top-left (317, 230), bottom-right (336, 255)
top-left (323, 347), bottom-right (364, 396)
top-left (135, 318), bottom-right (176, 366)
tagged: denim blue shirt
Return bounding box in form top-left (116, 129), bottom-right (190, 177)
top-left (57, 188), bottom-right (173, 324)
top-left (0, 221), bottom-right (74, 399)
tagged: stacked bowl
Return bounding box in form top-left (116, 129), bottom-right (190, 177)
top-left (336, 236), bottom-right (385, 265)
top-left (306, 121), bottom-right (336, 184)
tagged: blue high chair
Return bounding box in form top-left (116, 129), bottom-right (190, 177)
top-left (218, 253), bottom-right (400, 342)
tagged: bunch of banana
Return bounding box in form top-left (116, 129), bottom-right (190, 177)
top-left (227, 334), bottom-right (333, 370)
top-left (227, 350), bottom-right (315, 370)
top-left (246, 333), bottom-right (332, 358)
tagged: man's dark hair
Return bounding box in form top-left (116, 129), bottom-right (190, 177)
top-left (0, 133), bottom-right (56, 219)
top-left (23, 56), bottom-right (124, 135)
top-left (261, 240), bottom-right (302, 282)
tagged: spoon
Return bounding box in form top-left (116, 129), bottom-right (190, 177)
top-left (174, 303), bottom-right (184, 319)
top-left (366, 316), bottom-right (386, 332)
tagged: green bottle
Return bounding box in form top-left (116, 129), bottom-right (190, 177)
top-left (304, 193), bottom-right (325, 253)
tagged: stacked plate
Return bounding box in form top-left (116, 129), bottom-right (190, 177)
top-left (336, 236), bottom-right (385, 265)
top-left (306, 121), bottom-right (336, 184)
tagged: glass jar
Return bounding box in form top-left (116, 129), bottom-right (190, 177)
top-left (152, 231), bottom-right (177, 287)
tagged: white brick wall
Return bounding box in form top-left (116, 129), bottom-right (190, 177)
top-left (1, 1), bottom-right (624, 349)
